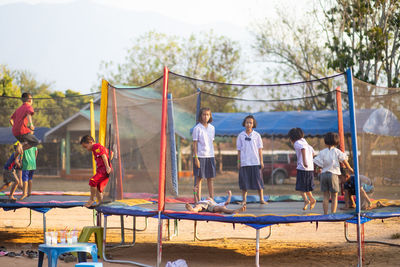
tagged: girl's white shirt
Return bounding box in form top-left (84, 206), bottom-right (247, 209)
top-left (192, 123), bottom-right (215, 158)
top-left (293, 138), bottom-right (314, 171)
top-left (236, 130), bottom-right (263, 167)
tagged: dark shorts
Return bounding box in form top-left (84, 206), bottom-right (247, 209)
top-left (320, 172), bottom-right (340, 193)
top-left (193, 157), bottom-right (216, 179)
top-left (197, 201), bottom-right (217, 212)
top-left (3, 169), bottom-right (18, 184)
top-left (89, 172), bottom-right (109, 193)
top-left (239, 165), bottom-right (264, 190)
top-left (15, 133), bottom-right (39, 147)
top-left (295, 169), bottom-right (314, 192)
top-left (22, 170), bottom-right (34, 182)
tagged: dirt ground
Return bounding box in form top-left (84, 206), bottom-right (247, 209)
top-left (1, 176), bottom-right (400, 266)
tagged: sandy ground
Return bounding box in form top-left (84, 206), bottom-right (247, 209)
top-left (0, 207), bottom-right (400, 267)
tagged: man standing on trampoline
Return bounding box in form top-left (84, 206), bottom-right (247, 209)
top-left (192, 107), bottom-right (216, 203)
top-left (80, 135), bottom-right (112, 207)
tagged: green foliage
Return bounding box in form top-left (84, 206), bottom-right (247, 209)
top-left (0, 65), bottom-right (94, 128)
top-left (99, 30), bottom-right (246, 112)
top-left (251, 7), bottom-right (338, 111)
top-left (0, 65), bottom-right (21, 126)
top-left (324, 0), bottom-right (400, 87)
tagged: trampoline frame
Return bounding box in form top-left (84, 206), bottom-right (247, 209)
top-left (97, 67), bottom-right (400, 267)
top-left (344, 221), bottom-right (400, 247)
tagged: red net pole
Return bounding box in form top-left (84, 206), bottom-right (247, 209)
top-left (336, 86), bottom-right (345, 152)
top-left (158, 66), bottom-right (169, 212)
top-left (111, 87), bottom-right (123, 200)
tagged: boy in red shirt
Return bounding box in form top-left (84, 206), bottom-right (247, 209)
top-left (80, 135), bottom-right (112, 207)
top-left (9, 93), bottom-right (39, 150)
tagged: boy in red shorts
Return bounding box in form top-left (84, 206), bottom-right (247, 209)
top-left (80, 135), bottom-right (112, 207)
top-left (10, 93), bottom-right (39, 150)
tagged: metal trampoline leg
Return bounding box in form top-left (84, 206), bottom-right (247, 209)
top-left (42, 212), bottom-right (46, 242)
top-left (102, 214), bottom-right (151, 267)
top-left (166, 219), bottom-right (178, 241)
top-left (255, 229), bottom-right (260, 267)
top-left (344, 221), bottom-right (400, 247)
top-left (120, 215), bottom-right (125, 244)
top-left (194, 220), bottom-right (197, 241)
top-left (174, 219), bottom-right (178, 237)
top-left (132, 216), bottom-right (136, 245)
top-left (27, 209), bottom-right (32, 227)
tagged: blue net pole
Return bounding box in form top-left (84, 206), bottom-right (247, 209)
top-left (346, 67), bottom-right (363, 266)
top-left (168, 93), bottom-right (179, 196)
top-left (194, 88), bottom-right (201, 189)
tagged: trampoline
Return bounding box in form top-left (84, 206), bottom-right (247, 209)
top-left (95, 195), bottom-right (400, 267)
top-left (92, 68), bottom-right (400, 267)
top-left (0, 191), bottom-right (90, 239)
top-left (0, 67), bottom-right (398, 267)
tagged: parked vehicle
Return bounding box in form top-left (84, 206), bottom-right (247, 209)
top-left (262, 153), bottom-right (297, 185)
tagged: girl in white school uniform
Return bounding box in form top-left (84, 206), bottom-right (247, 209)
top-left (192, 107), bottom-right (216, 203)
top-left (288, 127), bottom-right (316, 210)
top-left (237, 115), bottom-right (266, 205)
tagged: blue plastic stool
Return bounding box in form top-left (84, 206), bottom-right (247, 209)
top-left (38, 243), bottom-right (98, 267)
top-left (75, 263), bottom-right (103, 267)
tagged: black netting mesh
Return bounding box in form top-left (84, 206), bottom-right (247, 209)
top-left (0, 93), bottom-right (100, 177)
top-left (352, 78), bottom-right (400, 200)
top-left (6, 71), bottom-right (398, 207)
top-left (105, 72), bottom-right (371, 203)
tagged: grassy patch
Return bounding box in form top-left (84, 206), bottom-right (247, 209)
top-left (391, 233), bottom-right (400, 239)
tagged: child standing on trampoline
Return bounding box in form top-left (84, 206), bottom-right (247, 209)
top-left (313, 132), bottom-right (353, 214)
top-left (19, 145), bottom-right (38, 200)
top-left (0, 142), bottom-right (23, 200)
top-left (192, 107), bottom-right (216, 203)
top-left (237, 115), bottom-right (266, 205)
top-left (288, 128), bottom-right (316, 210)
top-left (80, 135), bottom-right (112, 207)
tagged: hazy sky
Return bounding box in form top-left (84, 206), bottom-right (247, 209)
top-left (1, 0), bottom-right (306, 26)
top-left (0, 0), bottom-right (311, 93)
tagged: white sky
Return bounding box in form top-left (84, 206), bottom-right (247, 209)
top-left (0, 0), bottom-right (312, 93)
top-left (0, 0), bottom-right (308, 27)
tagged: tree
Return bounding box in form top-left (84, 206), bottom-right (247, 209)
top-left (251, 6), bottom-right (339, 111)
top-left (98, 30), bottom-right (246, 112)
top-left (0, 65), bottom-right (21, 126)
top-left (12, 70), bottom-right (93, 128)
top-left (322, 0), bottom-right (400, 88)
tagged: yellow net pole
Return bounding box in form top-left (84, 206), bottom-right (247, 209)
top-left (90, 99), bottom-right (96, 175)
top-left (99, 79), bottom-right (108, 146)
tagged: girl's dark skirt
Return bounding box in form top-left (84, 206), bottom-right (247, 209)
top-left (239, 165), bottom-right (264, 190)
top-left (193, 157), bottom-right (216, 179)
top-left (295, 169), bottom-right (314, 192)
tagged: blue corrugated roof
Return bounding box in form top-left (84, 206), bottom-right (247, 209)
top-left (202, 108), bottom-right (400, 137)
top-left (0, 127), bottom-right (50, 144)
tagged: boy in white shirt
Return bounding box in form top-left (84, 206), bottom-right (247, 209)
top-left (313, 132), bottom-right (353, 214)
